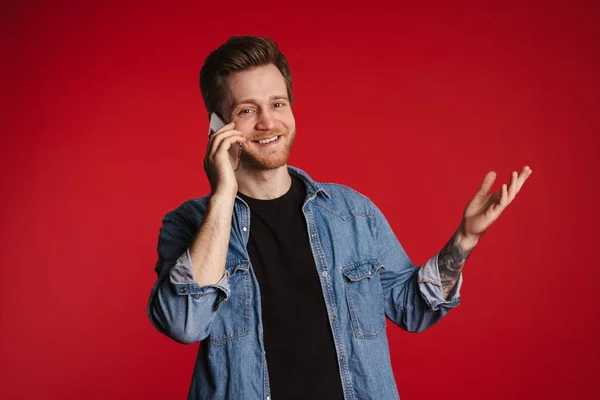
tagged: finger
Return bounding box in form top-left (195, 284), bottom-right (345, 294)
top-left (512, 165), bottom-right (533, 197)
top-left (500, 183), bottom-right (509, 207)
top-left (487, 188), bottom-right (504, 218)
top-left (208, 130), bottom-right (244, 158)
top-left (208, 126), bottom-right (236, 152)
top-left (516, 165), bottom-right (533, 188)
top-left (508, 171), bottom-right (518, 201)
top-left (233, 147), bottom-right (242, 172)
top-left (478, 171), bottom-right (497, 195)
top-left (205, 134), bottom-right (244, 171)
top-left (208, 122), bottom-right (236, 146)
top-left (209, 122), bottom-right (235, 138)
top-left (214, 134), bottom-right (246, 160)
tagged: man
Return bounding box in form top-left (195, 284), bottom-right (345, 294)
top-left (147, 36), bottom-right (532, 400)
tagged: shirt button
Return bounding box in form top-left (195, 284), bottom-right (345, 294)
top-left (242, 227), bottom-right (247, 232)
top-left (180, 287), bottom-right (187, 293)
top-left (311, 233), bottom-right (317, 238)
top-left (331, 316), bottom-right (337, 322)
top-left (339, 356), bottom-right (345, 361)
top-left (322, 271), bottom-right (328, 278)
top-left (266, 396), bottom-right (271, 400)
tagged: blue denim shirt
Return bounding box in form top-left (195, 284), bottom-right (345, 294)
top-left (148, 166), bottom-right (461, 400)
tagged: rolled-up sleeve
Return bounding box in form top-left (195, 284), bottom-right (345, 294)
top-left (147, 205), bottom-right (230, 344)
top-left (418, 254), bottom-right (462, 311)
top-left (170, 248), bottom-right (231, 301)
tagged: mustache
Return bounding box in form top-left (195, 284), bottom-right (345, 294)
top-left (247, 130), bottom-right (288, 141)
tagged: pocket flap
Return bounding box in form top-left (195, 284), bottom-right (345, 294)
top-left (225, 260), bottom-right (250, 275)
top-left (341, 259), bottom-right (383, 281)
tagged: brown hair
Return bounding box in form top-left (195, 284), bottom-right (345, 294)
top-left (199, 36), bottom-right (293, 120)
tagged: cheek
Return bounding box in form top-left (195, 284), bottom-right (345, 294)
top-left (234, 120), bottom-right (254, 136)
top-left (282, 112), bottom-right (295, 130)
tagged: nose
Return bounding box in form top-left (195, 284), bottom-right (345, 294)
top-left (255, 109), bottom-right (276, 131)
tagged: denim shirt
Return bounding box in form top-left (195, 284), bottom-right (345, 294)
top-left (148, 166), bottom-right (462, 400)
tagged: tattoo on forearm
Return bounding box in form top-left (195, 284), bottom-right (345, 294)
top-left (438, 235), bottom-right (473, 298)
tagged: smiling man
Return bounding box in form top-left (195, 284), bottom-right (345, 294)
top-left (147, 36), bottom-right (532, 400)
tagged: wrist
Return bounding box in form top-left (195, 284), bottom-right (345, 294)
top-left (209, 191), bottom-right (236, 208)
top-left (455, 225), bottom-right (480, 252)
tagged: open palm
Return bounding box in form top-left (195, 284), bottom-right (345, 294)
top-left (462, 166), bottom-right (532, 238)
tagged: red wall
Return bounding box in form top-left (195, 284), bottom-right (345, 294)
top-left (2, 1), bottom-right (599, 399)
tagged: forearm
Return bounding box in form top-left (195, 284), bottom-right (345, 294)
top-left (438, 226), bottom-right (479, 299)
top-left (189, 193), bottom-right (236, 286)
top-left (148, 195), bottom-right (235, 343)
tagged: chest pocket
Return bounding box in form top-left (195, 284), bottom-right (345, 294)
top-left (207, 263), bottom-right (250, 344)
top-left (341, 259), bottom-right (386, 339)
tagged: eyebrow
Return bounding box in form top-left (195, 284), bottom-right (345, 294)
top-left (230, 95), bottom-right (289, 110)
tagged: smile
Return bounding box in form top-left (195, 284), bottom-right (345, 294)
top-left (253, 135), bottom-right (280, 145)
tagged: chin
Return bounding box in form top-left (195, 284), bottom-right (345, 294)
top-left (242, 154), bottom-right (290, 171)
top-left (242, 138), bottom-right (294, 171)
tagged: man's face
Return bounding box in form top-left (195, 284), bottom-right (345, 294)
top-left (223, 64), bottom-right (296, 171)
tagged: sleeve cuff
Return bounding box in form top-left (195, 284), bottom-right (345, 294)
top-left (169, 249), bottom-right (231, 300)
top-left (417, 253), bottom-right (462, 311)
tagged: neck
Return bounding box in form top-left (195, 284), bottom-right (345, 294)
top-left (236, 165), bottom-right (292, 200)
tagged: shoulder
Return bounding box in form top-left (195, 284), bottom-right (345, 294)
top-left (290, 166), bottom-right (373, 209)
top-left (312, 181), bottom-right (379, 218)
top-left (321, 182), bottom-right (372, 203)
top-left (162, 195), bottom-right (211, 226)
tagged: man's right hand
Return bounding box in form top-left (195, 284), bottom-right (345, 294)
top-left (204, 122), bottom-right (246, 198)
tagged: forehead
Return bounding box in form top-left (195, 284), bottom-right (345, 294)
top-left (225, 64), bottom-right (287, 103)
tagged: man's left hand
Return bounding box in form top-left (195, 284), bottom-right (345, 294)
top-left (459, 166), bottom-right (533, 245)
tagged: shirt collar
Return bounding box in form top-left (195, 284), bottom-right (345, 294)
top-left (287, 165), bottom-right (331, 200)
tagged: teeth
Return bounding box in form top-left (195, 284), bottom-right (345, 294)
top-left (257, 136), bottom-right (279, 144)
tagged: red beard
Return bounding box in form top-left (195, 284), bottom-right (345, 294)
top-left (240, 128), bottom-right (296, 170)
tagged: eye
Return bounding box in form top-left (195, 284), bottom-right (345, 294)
top-left (273, 102), bottom-right (285, 108)
top-left (238, 108), bottom-right (254, 116)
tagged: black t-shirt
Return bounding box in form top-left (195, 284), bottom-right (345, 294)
top-left (238, 175), bottom-right (344, 400)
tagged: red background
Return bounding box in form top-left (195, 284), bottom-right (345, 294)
top-left (2, 1), bottom-right (599, 399)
